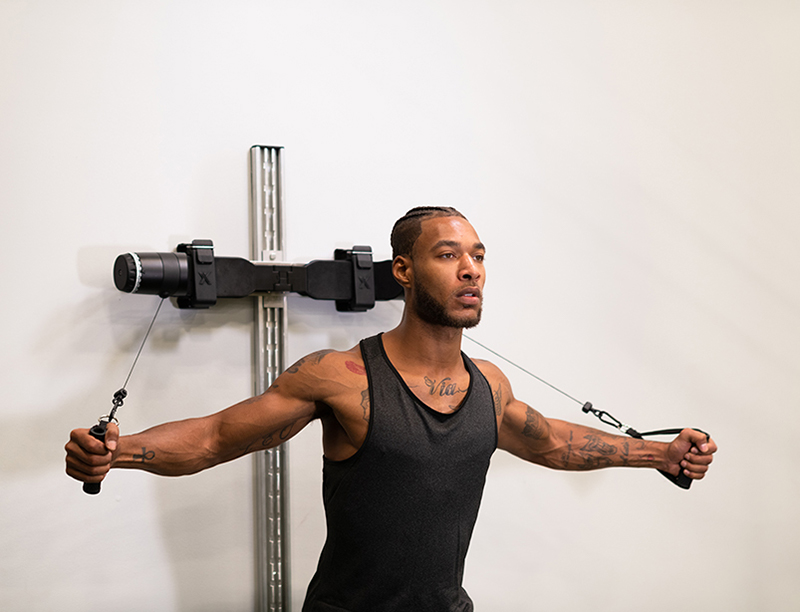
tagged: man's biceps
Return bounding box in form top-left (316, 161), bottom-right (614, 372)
top-left (498, 407), bottom-right (527, 440)
top-left (500, 398), bottom-right (530, 422)
top-left (260, 391), bottom-right (319, 420)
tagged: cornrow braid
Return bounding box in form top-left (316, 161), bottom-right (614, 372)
top-left (390, 206), bottom-right (467, 259)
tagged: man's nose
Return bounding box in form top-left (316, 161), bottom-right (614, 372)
top-left (458, 255), bottom-right (480, 281)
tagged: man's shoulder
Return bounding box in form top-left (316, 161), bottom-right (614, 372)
top-left (284, 345), bottom-right (365, 380)
top-left (469, 357), bottom-right (506, 385)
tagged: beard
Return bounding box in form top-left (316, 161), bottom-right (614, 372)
top-left (412, 276), bottom-right (482, 329)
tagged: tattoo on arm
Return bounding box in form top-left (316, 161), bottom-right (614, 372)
top-left (240, 421), bottom-right (299, 454)
top-left (360, 389), bottom-right (370, 423)
top-left (577, 434), bottom-right (617, 469)
top-left (285, 349), bottom-right (336, 374)
top-left (521, 405), bottom-right (548, 440)
top-left (133, 447), bottom-right (155, 463)
top-left (561, 431), bottom-right (574, 467)
top-left (492, 383), bottom-right (503, 417)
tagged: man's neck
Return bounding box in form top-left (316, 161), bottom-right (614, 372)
top-left (382, 313), bottom-right (465, 376)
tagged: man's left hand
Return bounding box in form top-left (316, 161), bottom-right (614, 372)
top-left (666, 428), bottom-right (717, 480)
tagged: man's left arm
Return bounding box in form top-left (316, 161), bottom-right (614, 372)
top-left (489, 368), bottom-right (716, 480)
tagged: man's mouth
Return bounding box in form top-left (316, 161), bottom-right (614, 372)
top-left (455, 287), bottom-right (482, 304)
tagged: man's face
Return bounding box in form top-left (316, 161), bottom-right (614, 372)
top-left (407, 216), bottom-right (486, 329)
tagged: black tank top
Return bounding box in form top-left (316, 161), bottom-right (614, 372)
top-left (302, 334), bottom-right (498, 612)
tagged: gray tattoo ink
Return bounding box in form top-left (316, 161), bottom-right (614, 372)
top-left (580, 455), bottom-right (615, 469)
top-left (241, 421), bottom-right (298, 454)
top-left (360, 389), bottom-right (370, 423)
top-left (285, 349), bottom-right (336, 374)
top-left (521, 405), bottom-right (548, 440)
top-left (492, 383), bottom-right (503, 416)
top-left (133, 447), bottom-right (155, 463)
top-left (577, 434), bottom-right (617, 470)
top-left (561, 431), bottom-right (574, 468)
top-left (424, 376), bottom-right (467, 397)
top-left (580, 434), bottom-right (617, 456)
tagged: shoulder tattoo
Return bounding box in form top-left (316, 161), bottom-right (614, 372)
top-left (285, 349), bottom-right (336, 374)
top-left (346, 360), bottom-right (366, 375)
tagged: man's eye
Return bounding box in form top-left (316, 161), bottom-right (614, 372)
top-left (474, 254), bottom-right (485, 262)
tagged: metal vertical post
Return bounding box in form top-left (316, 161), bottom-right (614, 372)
top-left (250, 145), bottom-right (290, 612)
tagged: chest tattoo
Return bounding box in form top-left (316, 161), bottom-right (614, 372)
top-left (424, 376), bottom-right (467, 397)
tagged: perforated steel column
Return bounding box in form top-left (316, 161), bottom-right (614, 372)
top-left (250, 145), bottom-right (290, 612)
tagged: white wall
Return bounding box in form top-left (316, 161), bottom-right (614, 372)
top-left (1, 1), bottom-right (798, 611)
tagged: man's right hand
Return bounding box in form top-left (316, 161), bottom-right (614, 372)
top-left (65, 422), bottom-right (120, 484)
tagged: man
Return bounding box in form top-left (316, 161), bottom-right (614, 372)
top-left (66, 206), bottom-right (717, 611)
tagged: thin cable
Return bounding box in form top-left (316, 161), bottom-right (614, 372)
top-left (463, 334), bottom-right (584, 406)
top-left (121, 297), bottom-right (165, 391)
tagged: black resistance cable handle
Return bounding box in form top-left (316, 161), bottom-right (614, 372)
top-left (581, 402), bottom-right (709, 490)
top-left (626, 427), bottom-right (694, 489)
top-left (81, 389), bottom-right (127, 495)
top-left (81, 298), bottom-right (163, 496)
top-left (463, 336), bottom-right (712, 490)
top-left (82, 420), bottom-right (110, 495)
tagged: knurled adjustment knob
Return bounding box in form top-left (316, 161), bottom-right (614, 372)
top-left (114, 253), bottom-right (142, 293)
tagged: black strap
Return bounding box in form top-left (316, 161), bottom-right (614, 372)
top-left (581, 402), bottom-right (708, 490)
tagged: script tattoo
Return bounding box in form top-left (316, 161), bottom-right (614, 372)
top-left (285, 349), bottom-right (335, 374)
top-left (621, 440), bottom-right (630, 466)
top-left (492, 383), bottom-right (503, 416)
top-left (561, 431), bottom-right (574, 467)
top-left (424, 377), bottom-right (467, 397)
top-left (241, 421), bottom-right (297, 454)
top-left (521, 405), bottom-right (548, 440)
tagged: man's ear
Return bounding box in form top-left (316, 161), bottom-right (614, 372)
top-left (392, 255), bottom-right (412, 289)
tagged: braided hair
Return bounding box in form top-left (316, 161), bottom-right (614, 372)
top-left (390, 206), bottom-right (467, 259)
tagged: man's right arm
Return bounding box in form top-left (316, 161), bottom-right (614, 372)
top-left (65, 349), bottom-right (336, 485)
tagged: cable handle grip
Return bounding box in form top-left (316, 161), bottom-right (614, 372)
top-left (626, 424), bottom-right (708, 490)
top-left (82, 420), bottom-right (109, 495)
top-left (581, 403), bottom-right (707, 490)
top-left (658, 468), bottom-right (693, 489)
top-left (646, 428), bottom-right (709, 490)
top-left (623, 424), bottom-right (693, 490)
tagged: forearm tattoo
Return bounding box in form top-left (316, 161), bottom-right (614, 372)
top-left (571, 434), bottom-right (635, 470)
top-left (133, 447), bottom-right (155, 463)
top-left (577, 434), bottom-right (617, 469)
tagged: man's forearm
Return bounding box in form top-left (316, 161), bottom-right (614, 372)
top-left (112, 417), bottom-right (221, 476)
top-left (542, 419), bottom-right (669, 471)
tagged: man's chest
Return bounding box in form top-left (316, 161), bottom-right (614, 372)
top-left (321, 370), bottom-right (474, 458)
